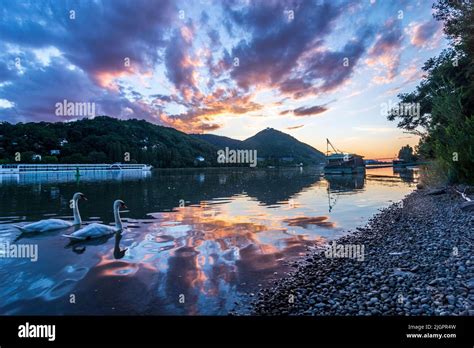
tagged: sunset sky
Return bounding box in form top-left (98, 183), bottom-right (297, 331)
top-left (0, 0), bottom-right (446, 158)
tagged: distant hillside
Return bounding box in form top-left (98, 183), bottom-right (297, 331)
top-left (0, 118), bottom-right (325, 167)
top-left (0, 116), bottom-right (218, 167)
top-left (193, 127), bottom-right (325, 166)
top-left (243, 128), bottom-right (325, 165)
top-left (192, 134), bottom-right (246, 149)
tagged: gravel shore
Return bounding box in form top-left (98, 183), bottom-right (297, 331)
top-left (251, 187), bottom-right (474, 316)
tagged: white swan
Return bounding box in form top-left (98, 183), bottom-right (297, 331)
top-left (13, 192), bottom-right (87, 233)
top-left (63, 200), bottom-right (127, 240)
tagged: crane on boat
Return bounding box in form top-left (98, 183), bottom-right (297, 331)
top-left (326, 138), bottom-right (342, 156)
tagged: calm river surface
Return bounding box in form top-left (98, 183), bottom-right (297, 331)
top-left (0, 166), bottom-right (418, 315)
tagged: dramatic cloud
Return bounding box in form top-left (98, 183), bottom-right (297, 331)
top-left (0, 57), bottom-right (158, 124)
top-left (287, 28), bottom-right (375, 98)
top-left (0, 0), bottom-right (177, 123)
top-left (165, 23), bottom-right (200, 102)
top-left (0, 1), bottom-right (176, 88)
top-left (408, 20), bottom-right (442, 48)
top-left (161, 89), bottom-right (262, 133)
top-left (227, 1), bottom-right (342, 91)
top-left (366, 19), bottom-right (404, 84)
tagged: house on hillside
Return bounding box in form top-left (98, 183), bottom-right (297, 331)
top-left (194, 155), bottom-right (205, 166)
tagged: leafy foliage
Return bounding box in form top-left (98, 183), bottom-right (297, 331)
top-left (398, 145), bottom-right (417, 163)
top-left (0, 116), bottom-right (219, 168)
top-left (387, 0), bottom-right (474, 183)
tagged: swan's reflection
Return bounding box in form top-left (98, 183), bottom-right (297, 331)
top-left (113, 232), bottom-right (127, 259)
top-left (65, 233), bottom-right (115, 254)
top-left (64, 230), bottom-right (127, 257)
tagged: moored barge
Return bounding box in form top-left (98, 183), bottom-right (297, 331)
top-left (324, 139), bottom-right (365, 175)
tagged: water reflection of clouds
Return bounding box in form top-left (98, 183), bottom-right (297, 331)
top-left (91, 200), bottom-right (331, 314)
top-left (0, 259), bottom-right (90, 312)
top-left (283, 216), bottom-right (336, 229)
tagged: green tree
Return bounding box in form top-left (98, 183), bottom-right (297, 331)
top-left (387, 0), bottom-right (474, 183)
top-left (42, 155), bottom-right (58, 164)
top-left (87, 151), bottom-right (108, 163)
top-left (398, 145), bottom-right (416, 163)
top-left (21, 151), bottom-right (36, 163)
top-left (61, 153), bottom-right (88, 163)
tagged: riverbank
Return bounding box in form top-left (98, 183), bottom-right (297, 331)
top-left (249, 186), bottom-right (473, 316)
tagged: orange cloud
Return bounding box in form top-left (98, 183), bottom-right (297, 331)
top-left (94, 66), bottom-right (152, 92)
top-left (366, 19), bottom-right (403, 84)
top-left (407, 20), bottom-right (442, 49)
top-left (95, 70), bottom-right (129, 91)
top-left (160, 90), bottom-right (262, 133)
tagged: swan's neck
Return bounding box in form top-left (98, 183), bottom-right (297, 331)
top-left (114, 207), bottom-right (123, 230)
top-left (72, 198), bottom-right (81, 225)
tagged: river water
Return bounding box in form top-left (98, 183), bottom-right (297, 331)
top-left (0, 166), bottom-right (418, 315)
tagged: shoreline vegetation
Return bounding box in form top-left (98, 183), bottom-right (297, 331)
top-left (386, 0), bottom-right (473, 185)
top-left (245, 184), bottom-right (473, 316)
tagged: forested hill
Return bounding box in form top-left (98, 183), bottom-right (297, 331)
top-left (0, 117), bottom-right (326, 167)
top-left (0, 116), bottom-right (218, 167)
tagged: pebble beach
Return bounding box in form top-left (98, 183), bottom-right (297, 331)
top-left (250, 187), bottom-right (474, 316)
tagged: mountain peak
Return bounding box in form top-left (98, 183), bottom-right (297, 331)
top-left (246, 127), bottom-right (298, 142)
top-left (245, 128), bottom-right (325, 164)
top-left (256, 127), bottom-right (280, 134)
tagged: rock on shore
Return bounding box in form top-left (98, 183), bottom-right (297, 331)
top-left (250, 188), bottom-right (473, 316)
